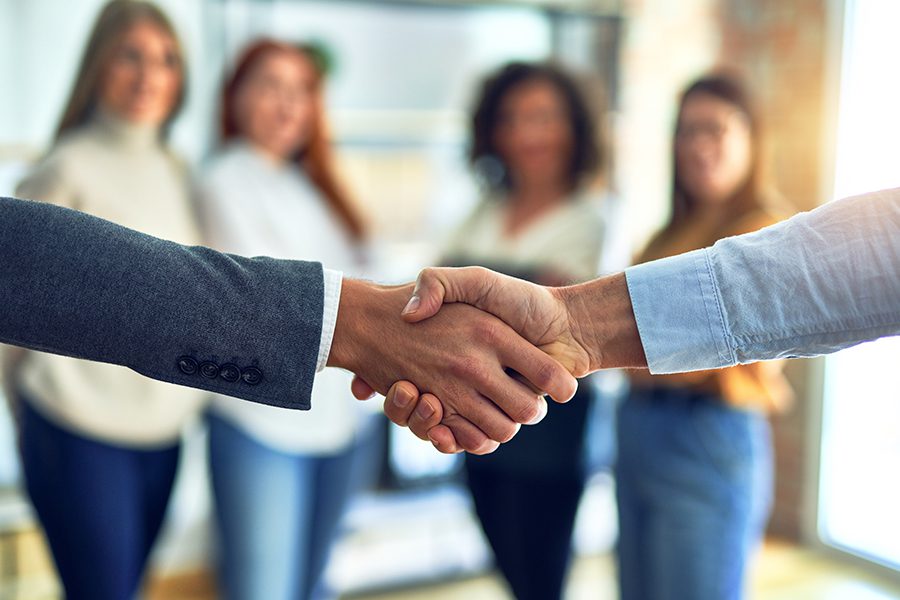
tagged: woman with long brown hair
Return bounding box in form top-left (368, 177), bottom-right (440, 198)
top-left (615, 74), bottom-right (793, 600)
top-left (196, 39), bottom-right (374, 600)
top-left (6, 1), bottom-right (205, 598)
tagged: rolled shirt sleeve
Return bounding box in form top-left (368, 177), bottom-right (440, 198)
top-left (626, 249), bottom-right (734, 373)
top-left (624, 189), bottom-right (900, 374)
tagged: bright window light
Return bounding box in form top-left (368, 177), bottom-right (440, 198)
top-left (818, 0), bottom-right (900, 571)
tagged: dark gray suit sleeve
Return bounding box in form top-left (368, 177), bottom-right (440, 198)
top-left (0, 196), bottom-right (324, 410)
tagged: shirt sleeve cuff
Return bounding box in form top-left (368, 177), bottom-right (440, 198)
top-left (316, 269), bottom-right (343, 372)
top-left (624, 248), bottom-right (735, 374)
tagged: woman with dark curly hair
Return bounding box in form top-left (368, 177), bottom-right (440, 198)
top-left (442, 61), bottom-right (609, 600)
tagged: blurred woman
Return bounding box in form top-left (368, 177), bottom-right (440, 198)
top-left (616, 74), bottom-right (793, 600)
top-left (6, 1), bottom-right (205, 598)
top-left (196, 40), bottom-right (374, 600)
top-left (441, 62), bottom-right (607, 600)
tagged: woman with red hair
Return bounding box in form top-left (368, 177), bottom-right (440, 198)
top-left (196, 39), bottom-right (374, 599)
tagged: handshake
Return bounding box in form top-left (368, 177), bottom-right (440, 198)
top-left (326, 266), bottom-right (647, 454)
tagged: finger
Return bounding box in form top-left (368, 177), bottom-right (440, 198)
top-left (500, 342), bottom-right (578, 404)
top-left (442, 414), bottom-right (502, 455)
top-left (447, 388), bottom-right (520, 444)
top-left (426, 424), bottom-right (464, 454)
top-left (382, 381), bottom-right (421, 427)
top-left (478, 366), bottom-right (549, 426)
top-left (351, 375), bottom-right (377, 400)
top-left (407, 393), bottom-right (445, 441)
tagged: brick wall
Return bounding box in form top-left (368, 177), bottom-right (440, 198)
top-left (716, 0), bottom-right (832, 542)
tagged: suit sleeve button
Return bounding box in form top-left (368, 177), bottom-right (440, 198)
top-left (219, 363), bottom-right (241, 383)
top-left (199, 361), bottom-right (220, 379)
top-left (177, 356), bottom-right (198, 375)
top-left (241, 367), bottom-right (263, 386)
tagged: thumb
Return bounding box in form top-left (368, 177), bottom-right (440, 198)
top-left (401, 267), bottom-right (448, 322)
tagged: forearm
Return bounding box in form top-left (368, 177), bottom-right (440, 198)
top-left (556, 272), bottom-right (647, 371)
top-left (0, 196), bottom-right (324, 409)
top-left (623, 189), bottom-right (900, 373)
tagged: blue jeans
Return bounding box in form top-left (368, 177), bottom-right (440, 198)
top-left (208, 412), bottom-right (374, 600)
top-left (19, 397), bottom-right (180, 600)
top-left (615, 388), bottom-right (773, 600)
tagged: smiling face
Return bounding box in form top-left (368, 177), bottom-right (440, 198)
top-left (493, 78), bottom-right (575, 192)
top-left (232, 50), bottom-right (319, 160)
top-left (675, 92), bottom-right (754, 206)
top-left (98, 20), bottom-right (182, 126)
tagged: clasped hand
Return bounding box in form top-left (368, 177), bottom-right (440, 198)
top-left (338, 267), bottom-right (614, 455)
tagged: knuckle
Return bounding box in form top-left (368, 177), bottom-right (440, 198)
top-left (533, 360), bottom-right (559, 391)
top-left (450, 355), bottom-right (483, 382)
top-left (473, 318), bottom-right (500, 345)
top-left (496, 422), bottom-right (520, 444)
top-left (514, 399), bottom-right (541, 425)
top-left (418, 266), bottom-right (436, 282)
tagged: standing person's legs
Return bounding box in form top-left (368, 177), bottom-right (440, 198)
top-left (208, 412), bottom-right (309, 600)
top-left (466, 465), bottom-right (584, 600)
top-left (305, 419), bottom-right (382, 600)
top-left (616, 391), bottom-right (772, 600)
top-left (19, 398), bottom-right (179, 600)
top-left (615, 399), bottom-right (650, 600)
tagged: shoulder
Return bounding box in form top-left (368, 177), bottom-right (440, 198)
top-left (14, 134), bottom-right (88, 202)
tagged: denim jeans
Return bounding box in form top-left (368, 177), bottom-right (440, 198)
top-left (19, 398), bottom-right (180, 600)
top-left (208, 412), bottom-right (376, 600)
top-left (615, 388), bottom-right (773, 600)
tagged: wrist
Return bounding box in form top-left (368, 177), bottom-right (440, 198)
top-left (557, 273), bottom-right (647, 371)
top-left (328, 278), bottom-right (367, 373)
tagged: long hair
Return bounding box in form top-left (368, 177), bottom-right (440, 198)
top-left (55, 0), bottom-right (186, 141)
top-left (220, 39), bottom-right (365, 240)
top-left (665, 73), bottom-right (772, 233)
top-left (469, 61), bottom-right (602, 194)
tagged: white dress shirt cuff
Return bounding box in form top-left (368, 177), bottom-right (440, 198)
top-left (625, 248), bottom-right (735, 374)
top-left (317, 269), bottom-right (343, 372)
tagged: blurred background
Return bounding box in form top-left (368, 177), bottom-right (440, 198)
top-left (0, 0), bottom-right (898, 599)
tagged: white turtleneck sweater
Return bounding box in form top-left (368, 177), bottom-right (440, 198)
top-left (14, 113), bottom-right (207, 448)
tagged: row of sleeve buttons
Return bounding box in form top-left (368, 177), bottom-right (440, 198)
top-left (177, 356), bottom-right (263, 386)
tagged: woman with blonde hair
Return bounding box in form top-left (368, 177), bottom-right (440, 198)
top-left (6, 1), bottom-right (204, 597)
top-left (196, 39), bottom-right (374, 600)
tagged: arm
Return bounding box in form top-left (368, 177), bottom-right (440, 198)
top-left (386, 188), bottom-right (900, 450)
top-left (0, 195), bottom-right (325, 409)
top-left (0, 197), bottom-right (575, 450)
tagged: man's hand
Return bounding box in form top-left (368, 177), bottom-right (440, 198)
top-left (402, 267), bottom-right (597, 376)
top-left (328, 279), bottom-right (577, 453)
top-left (362, 267), bottom-right (647, 453)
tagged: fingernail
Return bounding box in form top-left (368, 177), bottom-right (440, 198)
top-left (415, 400), bottom-right (435, 421)
top-left (528, 398), bottom-right (548, 425)
top-left (401, 295), bottom-right (420, 315)
top-left (393, 387), bottom-right (413, 409)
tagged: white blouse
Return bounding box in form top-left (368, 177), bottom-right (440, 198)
top-left (442, 194), bottom-right (607, 283)
top-left (197, 142), bottom-right (369, 455)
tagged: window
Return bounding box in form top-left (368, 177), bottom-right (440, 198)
top-left (817, 0), bottom-right (900, 571)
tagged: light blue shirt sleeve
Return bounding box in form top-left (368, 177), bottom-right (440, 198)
top-left (625, 188), bottom-right (900, 374)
